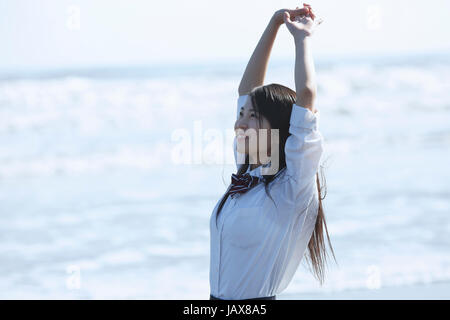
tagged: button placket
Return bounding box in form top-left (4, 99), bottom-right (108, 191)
top-left (216, 193), bottom-right (239, 296)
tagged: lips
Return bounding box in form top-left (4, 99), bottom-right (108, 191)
top-left (236, 134), bottom-right (249, 140)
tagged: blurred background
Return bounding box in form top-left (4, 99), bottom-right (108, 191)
top-left (1, 0), bottom-right (449, 299)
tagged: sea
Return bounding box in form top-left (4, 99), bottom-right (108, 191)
top-left (1, 52), bottom-right (449, 299)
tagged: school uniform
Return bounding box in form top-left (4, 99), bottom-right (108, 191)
top-left (209, 94), bottom-right (323, 300)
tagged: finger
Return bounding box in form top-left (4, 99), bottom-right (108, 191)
top-left (283, 11), bottom-right (292, 24)
top-left (293, 8), bottom-right (308, 14)
top-left (306, 7), bottom-right (315, 20)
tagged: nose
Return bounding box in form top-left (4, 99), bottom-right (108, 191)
top-left (234, 120), bottom-right (248, 132)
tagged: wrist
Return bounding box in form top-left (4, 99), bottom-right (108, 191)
top-left (270, 14), bottom-right (282, 28)
top-left (294, 34), bottom-right (312, 45)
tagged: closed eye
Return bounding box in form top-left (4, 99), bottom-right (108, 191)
top-left (239, 112), bottom-right (257, 118)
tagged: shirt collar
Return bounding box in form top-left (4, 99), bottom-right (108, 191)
top-left (246, 161), bottom-right (272, 178)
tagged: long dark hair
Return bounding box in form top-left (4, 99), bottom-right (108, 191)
top-left (216, 83), bottom-right (337, 285)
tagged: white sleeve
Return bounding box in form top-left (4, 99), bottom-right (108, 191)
top-left (233, 95), bottom-right (249, 171)
top-left (283, 103), bottom-right (324, 205)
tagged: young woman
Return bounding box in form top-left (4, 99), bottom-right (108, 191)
top-left (209, 4), bottom-right (336, 300)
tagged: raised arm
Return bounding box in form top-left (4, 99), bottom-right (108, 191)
top-left (283, 8), bottom-right (322, 112)
top-left (238, 7), bottom-right (310, 96)
top-left (294, 37), bottom-right (317, 112)
top-left (280, 8), bottom-right (325, 205)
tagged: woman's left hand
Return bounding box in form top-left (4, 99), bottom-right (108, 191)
top-left (272, 4), bottom-right (312, 27)
top-left (283, 5), bottom-right (323, 39)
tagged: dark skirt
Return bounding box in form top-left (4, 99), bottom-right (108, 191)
top-left (210, 294), bottom-right (276, 300)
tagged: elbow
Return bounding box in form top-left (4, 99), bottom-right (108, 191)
top-left (238, 89), bottom-right (248, 96)
top-left (238, 84), bottom-right (244, 96)
top-left (296, 85), bottom-right (317, 110)
top-left (238, 85), bottom-right (251, 96)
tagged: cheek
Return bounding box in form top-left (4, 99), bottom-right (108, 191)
top-left (244, 122), bottom-right (258, 137)
top-left (249, 119), bottom-right (259, 129)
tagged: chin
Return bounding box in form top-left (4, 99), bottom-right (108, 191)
top-left (236, 148), bottom-right (249, 155)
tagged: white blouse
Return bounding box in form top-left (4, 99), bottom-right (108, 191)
top-left (209, 94), bottom-right (324, 300)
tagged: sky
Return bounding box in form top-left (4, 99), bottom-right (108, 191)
top-left (1, 0), bottom-right (449, 72)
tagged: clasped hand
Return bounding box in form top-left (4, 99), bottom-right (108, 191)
top-left (273, 3), bottom-right (323, 39)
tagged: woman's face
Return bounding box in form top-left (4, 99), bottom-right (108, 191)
top-left (234, 99), bottom-right (272, 161)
